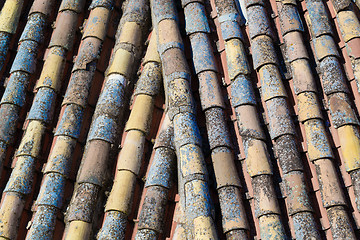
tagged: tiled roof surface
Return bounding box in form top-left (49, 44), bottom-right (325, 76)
top-left (0, 0), bottom-right (359, 239)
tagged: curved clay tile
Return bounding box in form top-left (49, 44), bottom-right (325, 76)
top-left (225, 1), bottom-right (291, 239)
top-left (326, 0), bottom-right (360, 214)
top-left (0, 0), bottom-right (26, 72)
top-left (216, 0), bottom-right (323, 239)
top-left (0, 0), bottom-right (54, 179)
top-left (0, 0), bottom-right (359, 239)
top-left (277, 1), bottom-right (357, 239)
top-left (63, 0), bottom-right (150, 238)
top-left (97, 32), bottom-right (162, 239)
top-left (152, 0), bottom-right (219, 238)
top-left (305, 0), bottom-right (359, 238)
top-left (335, 8), bottom-right (360, 91)
top-left (183, 0), bottom-right (250, 238)
top-left (0, 0), bottom-right (86, 239)
top-left (134, 114), bottom-right (176, 239)
top-left (25, 0), bottom-right (114, 239)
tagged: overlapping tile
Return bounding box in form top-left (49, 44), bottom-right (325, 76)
top-left (25, 0), bottom-right (114, 238)
top-left (63, 0), bottom-right (150, 238)
top-left (0, 0), bottom-right (26, 72)
top-left (305, 0), bottom-right (360, 228)
top-left (277, 0), bottom-right (357, 238)
top-left (153, 0), bottom-right (219, 238)
top-left (97, 32), bottom-right (161, 239)
top-left (225, 0), bottom-right (319, 238)
top-left (184, 0), bottom-right (249, 238)
top-left (134, 114), bottom-right (176, 239)
top-left (331, 3), bottom-right (360, 87)
top-left (0, 0), bottom-right (358, 239)
top-left (0, 0), bottom-right (55, 180)
top-left (0, 0), bottom-right (86, 238)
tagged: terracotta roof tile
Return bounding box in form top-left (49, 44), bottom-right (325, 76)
top-left (0, 0), bottom-right (87, 238)
top-left (1, 0), bottom-right (360, 239)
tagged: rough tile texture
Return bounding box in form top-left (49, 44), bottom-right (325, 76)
top-left (0, 0), bottom-right (359, 239)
